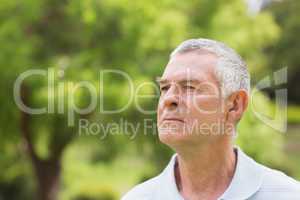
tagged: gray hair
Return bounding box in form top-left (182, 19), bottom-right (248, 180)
top-left (170, 38), bottom-right (250, 98)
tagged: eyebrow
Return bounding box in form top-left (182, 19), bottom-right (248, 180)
top-left (155, 76), bottom-right (203, 85)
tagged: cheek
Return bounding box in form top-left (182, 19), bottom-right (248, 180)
top-left (157, 100), bottom-right (163, 117)
top-left (185, 95), bottom-right (224, 122)
top-left (157, 101), bottom-right (166, 125)
top-left (188, 95), bottom-right (221, 112)
top-left (157, 111), bottom-right (162, 124)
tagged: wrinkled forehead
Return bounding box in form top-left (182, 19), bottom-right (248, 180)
top-left (161, 51), bottom-right (219, 83)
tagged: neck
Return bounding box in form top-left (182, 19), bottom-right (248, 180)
top-left (174, 138), bottom-right (237, 200)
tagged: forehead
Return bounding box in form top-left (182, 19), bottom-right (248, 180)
top-left (161, 51), bottom-right (218, 83)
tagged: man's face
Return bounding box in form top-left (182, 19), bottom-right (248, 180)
top-left (157, 51), bottom-right (229, 148)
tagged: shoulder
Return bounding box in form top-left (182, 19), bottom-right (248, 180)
top-left (261, 165), bottom-right (300, 190)
top-left (254, 165), bottom-right (300, 199)
top-left (121, 175), bottom-right (161, 200)
top-left (121, 154), bottom-right (177, 200)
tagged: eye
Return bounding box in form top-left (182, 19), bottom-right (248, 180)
top-left (183, 85), bottom-right (195, 90)
top-left (160, 85), bottom-right (170, 92)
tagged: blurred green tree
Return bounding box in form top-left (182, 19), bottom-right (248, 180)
top-left (265, 0), bottom-right (300, 104)
top-left (0, 0), bottom-right (284, 199)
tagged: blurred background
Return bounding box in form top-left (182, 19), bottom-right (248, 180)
top-left (1, 0), bottom-right (300, 199)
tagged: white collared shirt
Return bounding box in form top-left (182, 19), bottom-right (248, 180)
top-left (122, 147), bottom-right (300, 200)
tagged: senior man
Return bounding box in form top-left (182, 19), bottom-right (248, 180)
top-left (122, 38), bottom-right (300, 200)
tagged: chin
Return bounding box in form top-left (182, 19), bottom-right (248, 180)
top-left (158, 129), bottom-right (191, 147)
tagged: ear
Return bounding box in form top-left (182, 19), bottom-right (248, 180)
top-left (225, 90), bottom-right (248, 124)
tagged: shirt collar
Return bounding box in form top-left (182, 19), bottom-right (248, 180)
top-left (161, 146), bottom-right (264, 200)
top-left (219, 146), bottom-right (264, 200)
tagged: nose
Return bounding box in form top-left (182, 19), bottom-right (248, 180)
top-left (161, 84), bottom-right (180, 110)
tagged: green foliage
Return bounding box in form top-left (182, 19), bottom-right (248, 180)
top-left (1, 0), bottom-right (299, 199)
top-left (267, 0), bottom-right (300, 104)
top-left (236, 92), bottom-right (284, 167)
top-left (70, 185), bottom-right (118, 200)
top-left (287, 105), bottom-right (300, 124)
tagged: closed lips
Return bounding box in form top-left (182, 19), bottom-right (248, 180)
top-left (163, 118), bottom-right (184, 123)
